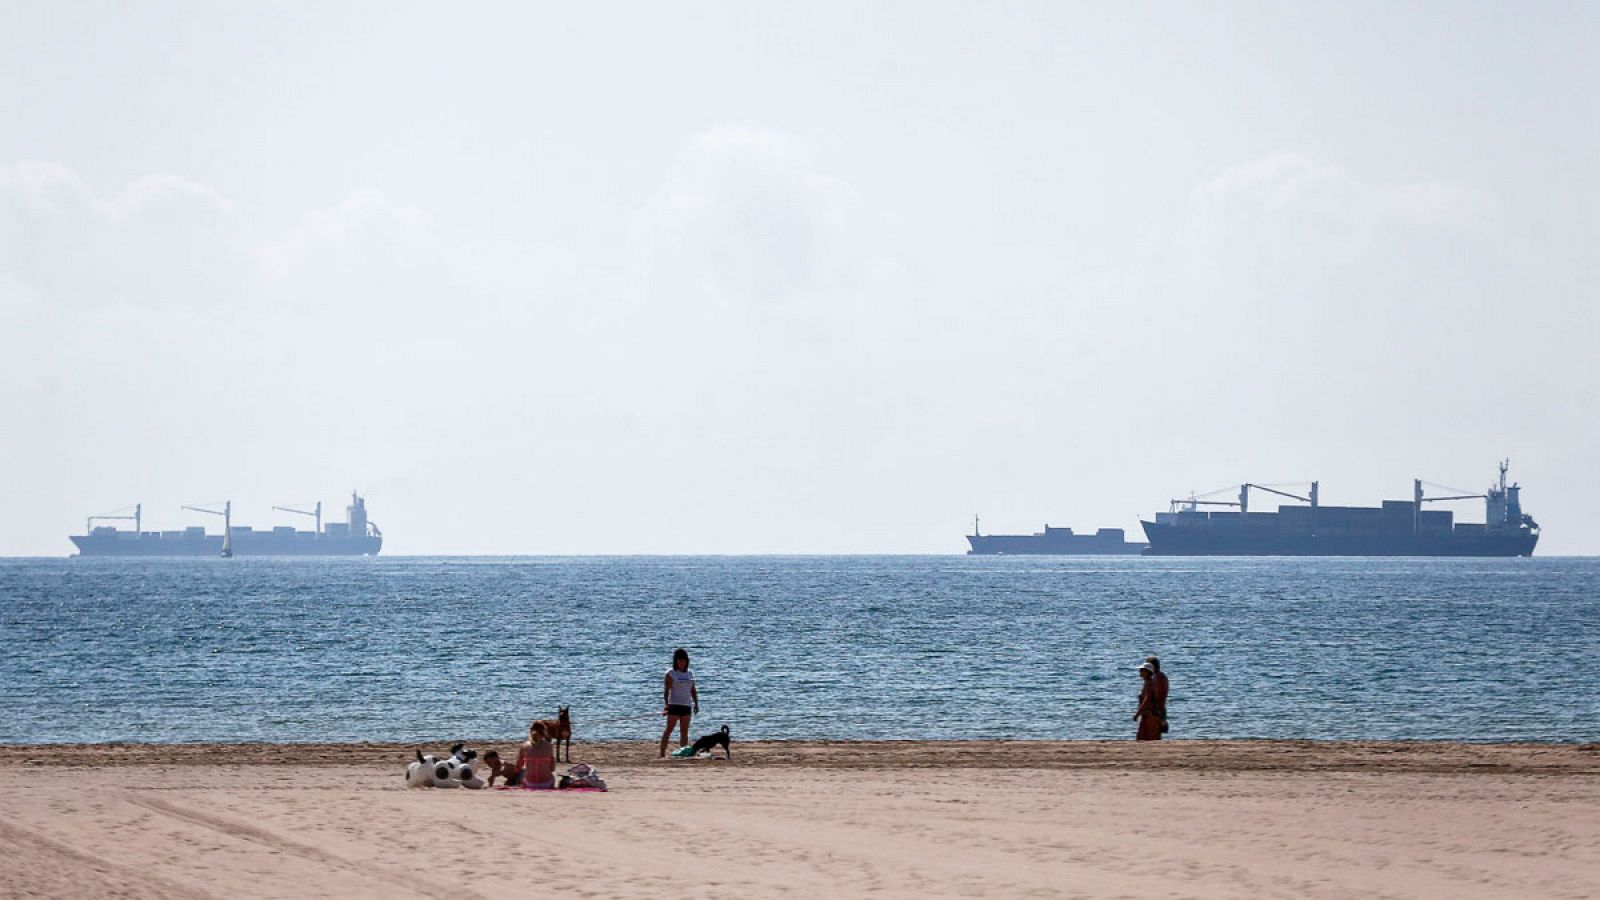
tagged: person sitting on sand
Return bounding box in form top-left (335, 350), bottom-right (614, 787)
top-left (1134, 661), bottom-right (1164, 741)
top-left (482, 750), bottom-right (523, 787)
top-left (518, 721), bottom-right (556, 789)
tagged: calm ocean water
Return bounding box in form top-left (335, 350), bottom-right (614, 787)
top-left (2, 556), bottom-right (1596, 744)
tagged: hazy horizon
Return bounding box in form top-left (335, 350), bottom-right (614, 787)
top-left (3, 1), bottom-right (1596, 555)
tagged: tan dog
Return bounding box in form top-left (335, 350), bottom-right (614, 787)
top-left (532, 707), bottom-right (572, 762)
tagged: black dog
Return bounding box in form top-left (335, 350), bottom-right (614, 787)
top-left (689, 724), bottom-right (731, 759)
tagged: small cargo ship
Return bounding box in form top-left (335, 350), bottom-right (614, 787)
top-left (966, 517), bottom-right (1148, 555)
top-left (70, 493), bottom-right (382, 557)
top-left (1140, 461), bottom-right (1538, 556)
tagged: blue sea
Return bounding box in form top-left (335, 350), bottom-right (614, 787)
top-left (2, 556), bottom-right (1596, 744)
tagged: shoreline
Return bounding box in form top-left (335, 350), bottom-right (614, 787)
top-left (6, 738), bottom-right (1598, 774)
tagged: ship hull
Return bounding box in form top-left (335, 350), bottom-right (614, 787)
top-left (966, 534), bottom-right (1147, 555)
top-left (69, 533), bottom-right (381, 557)
top-left (1139, 521), bottom-right (1536, 557)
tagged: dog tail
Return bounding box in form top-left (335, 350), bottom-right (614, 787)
top-left (449, 742), bottom-right (464, 757)
top-left (416, 749), bottom-right (425, 764)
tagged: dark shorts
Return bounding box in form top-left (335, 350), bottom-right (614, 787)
top-left (666, 704), bottom-right (693, 717)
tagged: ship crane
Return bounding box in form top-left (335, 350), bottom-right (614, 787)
top-left (87, 504), bottom-right (141, 535)
top-left (1415, 480), bottom-right (1485, 504)
top-left (1169, 484), bottom-right (1241, 513)
top-left (1170, 481), bottom-right (1319, 515)
top-left (181, 501), bottom-right (233, 558)
top-left (1170, 496), bottom-right (1237, 512)
top-left (1415, 480), bottom-right (1487, 510)
top-left (1417, 492), bottom-right (1485, 503)
top-left (1412, 478), bottom-right (1488, 535)
top-left (272, 501), bottom-right (322, 534)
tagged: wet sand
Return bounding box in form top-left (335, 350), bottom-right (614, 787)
top-left (2, 740), bottom-right (1596, 898)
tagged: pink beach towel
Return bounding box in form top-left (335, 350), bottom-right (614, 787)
top-left (494, 786), bottom-right (607, 793)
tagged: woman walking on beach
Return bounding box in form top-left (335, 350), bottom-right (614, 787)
top-left (659, 647), bottom-right (699, 758)
top-left (1134, 660), bottom-right (1165, 741)
top-left (1146, 655), bottom-right (1169, 731)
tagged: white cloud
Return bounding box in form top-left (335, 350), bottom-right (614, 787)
top-left (0, 162), bottom-right (248, 310)
top-left (628, 124), bottom-right (868, 304)
top-left (261, 189), bottom-right (425, 279)
top-left (1177, 154), bottom-right (1512, 289)
top-left (1152, 154), bottom-right (1579, 429)
top-left (0, 140), bottom-right (1591, 553)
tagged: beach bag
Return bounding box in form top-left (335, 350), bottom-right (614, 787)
top-left (561, 763), bottom-right (607, 790)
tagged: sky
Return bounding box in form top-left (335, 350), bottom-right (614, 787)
top-left (1, 1), bottom-right (1596, 555)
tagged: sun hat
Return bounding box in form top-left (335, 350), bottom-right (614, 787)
top-left (1137, 662), bottom-right (1154, 673)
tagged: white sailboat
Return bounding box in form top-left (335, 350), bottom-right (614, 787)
top-left (180, 500), bottom-right (233, 558)
top-left (220, 500), bottom-right (233, 558)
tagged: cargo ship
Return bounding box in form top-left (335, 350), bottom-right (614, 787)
top-left (1140, 461), bottom-right (1537, 556)
top-left (966, 517), bottom-right (1148, 555)
top-left (69, 493), bottom-right (382, 557)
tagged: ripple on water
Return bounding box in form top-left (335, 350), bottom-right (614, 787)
top-left (1, 555), bottom-right (1597, 743)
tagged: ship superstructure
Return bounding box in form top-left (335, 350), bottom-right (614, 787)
top-left (1140, 461), bottom-right (1538, 556)
top-left (69, 493), bottom-right (382, 557)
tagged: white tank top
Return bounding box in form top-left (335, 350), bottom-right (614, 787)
top-left (667, 669), bottom-right (694, 706)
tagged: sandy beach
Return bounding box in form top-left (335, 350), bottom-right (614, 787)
top-left (2, 740), bottom-right (1596, 899)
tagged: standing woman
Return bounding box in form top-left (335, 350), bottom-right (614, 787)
top-left (659, 647), bottom-right (700, 757)
top-left (1134, 661), bottom-right (1163, 741)
top-left (1145, 655), bottom-right (1169, 735)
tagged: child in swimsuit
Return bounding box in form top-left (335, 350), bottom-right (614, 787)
top-left (482, 750), bottom-right (523, 787)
